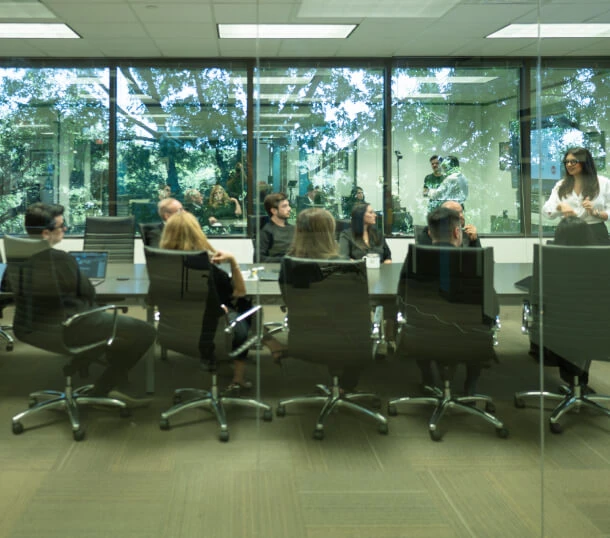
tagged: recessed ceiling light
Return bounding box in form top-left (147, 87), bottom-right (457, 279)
top-left (0, 23), bottom-right (79, 39)
top-left (487, 24), bottom-right (610, 39)
top-left (218, 24), bottom-right (356, 39)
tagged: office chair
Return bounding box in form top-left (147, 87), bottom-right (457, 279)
top-left (250, 214), bottom-right (269, 263)
top-left (84, 215), bottom-right (135, 263)
top-left (0, 249), bottom-right (15, 351)
top-left (388, 245), bottom-right (507, 441)
top-left (275, 257), bottom-right (389, 440)
top-left (515, 245), bottom-right (610, 434)
top-left (4, 235), bottom-right (131, 441)
top-left (139, 221), bottom-right (163, 248)
top-left (144, 246), bottom-right (272, 442)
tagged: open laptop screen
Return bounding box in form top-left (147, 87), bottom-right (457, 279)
top-left (69, 251), bottom-right (108, 283)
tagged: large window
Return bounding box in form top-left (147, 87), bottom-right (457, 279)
top-left (0, 67), bottom-right (109, 234)
top-left (116, 65), bottom-right (248, 236)
top-left (254, 64), bottom-right (385, 226)
top-left (391, 65), bottom-right (522, 235)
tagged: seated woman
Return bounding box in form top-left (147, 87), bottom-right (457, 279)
top-left (206, 184), bottom-right (242, 226)
top-left (266, 207), bottom-right (361, 391)
top-left (532, 216), bottom-right (596, 390)
top-left (339, 203), bottom-right (392, 263)
top-left (159, 211), bottom-right (252, 391)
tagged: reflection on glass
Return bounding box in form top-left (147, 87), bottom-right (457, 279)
top-left (0, 67), bottom-right (109, 234)
top-left (255, 65), bottom-right (384, 226)
top-left (392, 66), bottom-right (521, 235)
top-left (116, 66), bottom-right (248, 236)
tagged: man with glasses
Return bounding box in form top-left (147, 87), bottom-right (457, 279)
top-left (15, 203), bottom-right (156, 407)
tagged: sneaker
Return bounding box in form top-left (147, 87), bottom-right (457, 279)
top-left (107, 390), bottom-right (152, 409)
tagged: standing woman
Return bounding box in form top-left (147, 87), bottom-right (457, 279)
top-left (542, 147), bottom-right (610, 244)
top-left (339, 203), bottom-right (392, 263)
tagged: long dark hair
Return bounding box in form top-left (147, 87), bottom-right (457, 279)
top-left (554, 216), bottom-right (596, 246)
top-left (350, 203), bottom-right (380, 245)
top-left (557, 147), bottom-right (599, 200)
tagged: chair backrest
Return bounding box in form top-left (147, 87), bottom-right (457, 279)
top-left (280, 256), bottom-right (372, 365)
top-left (396, 244), bottom-right (497, 361)
top-left (250, 214), bottom-right (269, 262)
top-left (144, 246), bottom-right (228, 360)
top-left (413, 224), bottom-right (430, 245)
top-left (139, 222), bottom-right (163, 248)
top-left (4, 236), bottom-right (66, 350)
top-left (84, 216), bottom-right (135, 263)
top-left (531, 245), bottom-right (610, 371)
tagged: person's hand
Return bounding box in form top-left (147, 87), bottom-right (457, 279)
top-left (208, 216), bottom-right (218, 225)
top-left (582, 197), bottom-right (594, 214)
top-left (211, 250), bottom-right (236, 265)
top-left (463, 224), bottom-right (478, 241)
top-left (557, 202), bottom-right (576, 217)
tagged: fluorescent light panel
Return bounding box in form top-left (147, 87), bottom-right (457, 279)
top-left (0, 23), bottom-right (79, 39)
top-left (218, 24), bottom-right (356, 39)
top-left (488, 24), bottom-right (610, 39)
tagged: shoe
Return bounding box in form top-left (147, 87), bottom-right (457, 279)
top-left (225, 380), bottom-right (253, 393)
top-left (107, 390), bottom-right (152, 409)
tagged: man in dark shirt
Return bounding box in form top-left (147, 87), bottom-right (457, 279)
top-left (259, 193), bottom-right (295, 262)
top-left (417, 200), bottom-right (481, 248)
top-left (18, 203), bottom-right (156, 406)
top-left (402, 206), bottom-right (495, 395)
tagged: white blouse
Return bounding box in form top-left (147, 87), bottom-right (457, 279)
top-left (542, 175), bottom-right (610, 223)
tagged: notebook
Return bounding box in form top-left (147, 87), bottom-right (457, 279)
top-left (70, 251), bottom-right (108, 286)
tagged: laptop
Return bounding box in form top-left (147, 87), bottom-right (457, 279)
top-left (70, 251), bottom-right (108, 286)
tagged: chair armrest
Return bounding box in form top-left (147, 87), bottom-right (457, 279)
top-left (61, 305), bottom-right (130, 356)
top-left (521, 299), bottom-right (532, 335)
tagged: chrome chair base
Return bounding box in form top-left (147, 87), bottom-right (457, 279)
top-left (11, 379), bottom-right (130, 441)
top-left (159, 374), bottom-right (273, 442)
top-left (388, 381), bottom-right (508, 441)
top-left (0, 325), bottom-right (14, 351)
top-left (514, 380), bottom-right (610, 434)
top-left (276, 377), bottom-right (389, 440)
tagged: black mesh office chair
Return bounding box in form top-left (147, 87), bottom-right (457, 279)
top-left (388, 245), bottom-right (507, 441)
top-left (139, 221), bottom-right (163, 248)
top-left (84, 216), bottom-right (135, 263)
top-left (275, 257), bottom-right (388, 440)
top-left (144, 246), bottom-right (272, 442)
top-left (250, 214), bottom-right (269, 263)
top-left (5, 235), bottom-right (131, 441)
top-left (515, 245), bottom-right (610, 434)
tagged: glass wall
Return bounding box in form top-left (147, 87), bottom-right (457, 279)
top-left (391, 64), bottom-right (522, 235)
top-left (0, 67), bottom-right (109, 234)
top-left (254, 64), bottom-right (385, 225)
top-left (116, 65), bottom-right (249, 236)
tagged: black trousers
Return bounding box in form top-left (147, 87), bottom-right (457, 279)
top-left (65, 312), bottom-right (156, 395)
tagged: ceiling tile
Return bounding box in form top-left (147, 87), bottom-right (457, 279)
top-left (130, 3), bottom-right (213, 23)
top-left (45, 2), bottom-right (137, 23)
top-left (91, 38), bottom-right (162, 56)
top-left (144, 22), bottom-right (216, 38)
top-left (71, 22), bottom-right (147, 39)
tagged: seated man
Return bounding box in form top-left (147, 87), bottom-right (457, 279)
top-left (21, 203), bottom-right (156, 406)
top-left (404, 206), bottom-right (497, 395)
top-left (143, 197), bottom-right (183, 247)
top-left (259, 193), bottom-right (295, 262)
top-left (416, 200), bottom-right (480, 247)
top-left (183, 189), bottom-right (205, 217)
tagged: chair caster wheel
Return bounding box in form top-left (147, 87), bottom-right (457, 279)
top-left (219, 430), bottom-right (230, 442)
top-left (12, 421), bottom-right (24, 435)
top-left (550, 422), bottom-right (563, 434)
top-left (159, 418), bottom-right (170, 431)
top-left (276, 405), bottom-right (286, 417)
top-left (313, 429), bottom-right (324, 440)
top-left (28, 398), bottom-right (37, 408)
top-left (429, 429), bottom-right (442, 442)
top-left (485, 402), bottom-right (496, 414)
top-left (378, 423), bottom-right (389, 435)
top-left (387, 404), bottom-right (398, 416)
top-left (119, 408), bottom-right (131, 418)
top-left (263, 409), bottom-right (273, 422)
top-left (73, 428), bottom-right (86, 442)
top-left (6, 343), bottom-right (13, 352)
top-left (496, 427), bottom-right (509, 439)
top-left (514, 396), bottom-right (525, 409)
